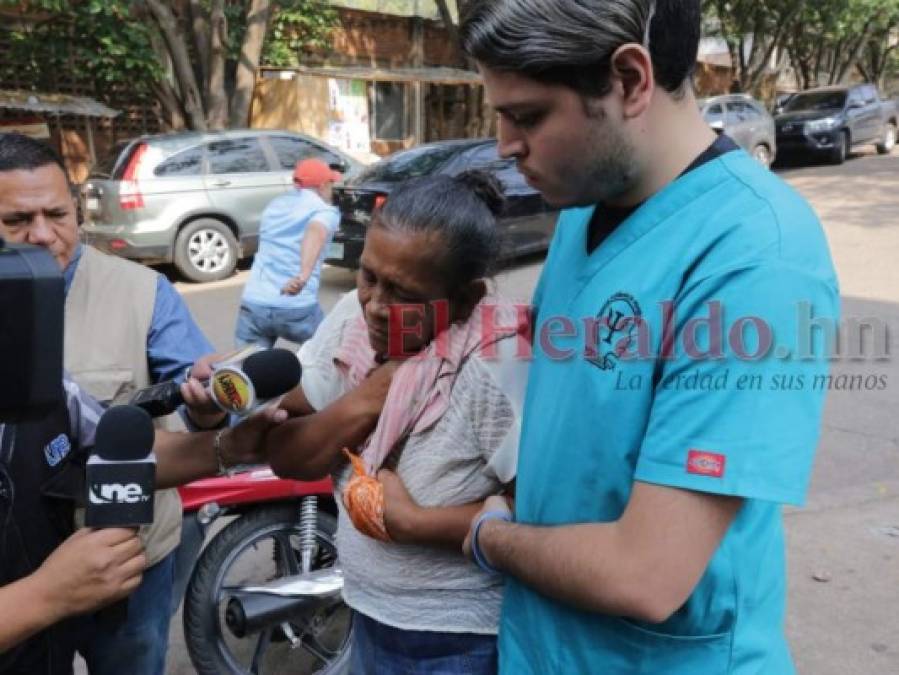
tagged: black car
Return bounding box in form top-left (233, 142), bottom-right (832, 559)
top-left (324, 139), bottom-right (558, 269)
top-left (775, 84), bottom-right (898, 164)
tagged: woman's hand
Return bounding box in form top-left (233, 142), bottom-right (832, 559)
top-left (356, 359), bottom-right (401, 417)
top-left (379, 468), bottom-right (423, 544)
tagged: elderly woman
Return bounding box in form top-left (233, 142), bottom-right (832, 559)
top-left (266, 171), bottom-right (530, 675)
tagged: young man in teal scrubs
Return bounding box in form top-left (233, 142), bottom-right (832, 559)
top-left (460, 1), bottom-right (839, 673)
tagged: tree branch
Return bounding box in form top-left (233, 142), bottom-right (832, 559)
top-left (434, 0), bottom-right (465, 67)
top-left (144, 0), bottom-right (207, 130)
top-left (207, 0), bottom-right (228, 129)
top-left (188, 0), bottom-right (210, 96)
top-left (229, 0), bottom-right (272, 128)
top-left (152, 78), bottom-right (186, 130)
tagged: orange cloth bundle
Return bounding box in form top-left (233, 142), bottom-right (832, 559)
top-left (341, 449), bottom-right (391, 542)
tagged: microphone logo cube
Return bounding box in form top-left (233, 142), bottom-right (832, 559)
top-left (85, 463), bottom-right (155, 527)
top-left (212, 367), bottom-right (255, 414)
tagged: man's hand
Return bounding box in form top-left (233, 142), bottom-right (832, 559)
top-left (379, 469), bottom-right (423, 543)
top-left (463, 494), bottom-right (513, 562)
top-left (180, 353), bottom-right (227, 429)
top-left (33, 528), bottom-right (146, 619)
top-left (218, 406), bottom-right (289, 468)
top-left (281, 276), bottom-right (307, 296)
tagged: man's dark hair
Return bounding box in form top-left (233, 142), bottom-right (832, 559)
top-left (460, 0), bottom-right (701, 100)
top-left (0, 132), bottom-right (68, 177)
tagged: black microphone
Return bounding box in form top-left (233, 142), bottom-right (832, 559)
top-left (85, 405), bottom-right (156, 629)
top-left (129, 348), bottom-right (302, 418)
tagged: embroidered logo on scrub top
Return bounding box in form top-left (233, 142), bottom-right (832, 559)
top-left (44, 434), bottom-right (72, 467)
top-left (588, 292), bottom-right (642, 371)
top-left (686, 450), bottom-right (726, 478)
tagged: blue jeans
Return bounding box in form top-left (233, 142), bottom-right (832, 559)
top-left (234, 301), bottom-right (324, 348)
top-left (350, 612), bottom-right (498, 675)
top-left (80, 551), bottom-right (175, 675)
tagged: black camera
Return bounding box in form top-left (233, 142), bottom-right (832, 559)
top-left (0, 237), bottom-right (64, 422)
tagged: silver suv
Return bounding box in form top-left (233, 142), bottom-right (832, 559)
top-left (82, 129), bottom-right (362, 282)
top-left (699, 94), bottom-right (777, 167)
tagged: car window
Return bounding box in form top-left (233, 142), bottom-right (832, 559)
top-left (447, 143), bottom-right (498, 172)
top-left (726, 100), bottom-right (751, 122)
top-left (449, 143), bottom-right (529, 195)
top-left (206, 138), bottom-right (270, 174)
top-left (268, 135), bottom-right (340, 171)
top-left (91, 140), bottom-right (133, 179)
top-left (863, 86), bottom-right (877, 104)
top-left (154, 146), bottom-right (204, 177)
top-left (704, 104), bottom-right (725, 126)
top-left (353, 144), bottom-right (468, 183)
top-left (783, 91), bottom-right (847, 112)
top-left (490, 159), bottom-right (530, 195)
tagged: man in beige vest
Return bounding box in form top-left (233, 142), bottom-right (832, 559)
top-left (0, 133), bottom-right (226, 675)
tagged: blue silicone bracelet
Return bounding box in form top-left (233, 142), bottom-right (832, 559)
top-left (471, 510), bottom-right (512, 574)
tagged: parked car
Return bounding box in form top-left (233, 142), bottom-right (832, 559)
top-left (81, 129), bottom-right (364, 282)
top-left (775, 84), bottom-right (898, 164)
top-left (325, 139), bottom-right (558, 269)
top-left (699, 94), bottom-right (777, 167)
top-left (772, 92), bottom-right (796, 116)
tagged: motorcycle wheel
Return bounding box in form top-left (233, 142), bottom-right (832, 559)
top-left (183, 504), bottom-right (352, 675)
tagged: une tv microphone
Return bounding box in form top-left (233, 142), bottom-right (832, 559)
top-left (85, 404), bottom-right (156, 527)
top-left (129, 347), bottom-right (302, 418)
top-left (84, 404), bottom-right (156, 628)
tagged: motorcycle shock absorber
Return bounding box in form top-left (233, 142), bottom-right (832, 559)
top-left (299, 495), bottom-right (318, 574)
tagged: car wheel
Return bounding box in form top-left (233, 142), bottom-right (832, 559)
top-left (876, 123), bottom-right (897, 155)
top-left (751, 144), bottom-right (772, 168)
top-left (830, 131), bottom-right (849, 165)
top-left (174, 218), bottom-right (239, 283)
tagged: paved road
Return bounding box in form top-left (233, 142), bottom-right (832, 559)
top-left (124, 148), bottom-right (899, 674)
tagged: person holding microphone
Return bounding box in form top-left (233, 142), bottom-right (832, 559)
top-left (0, 367), bottom-right (284, 674)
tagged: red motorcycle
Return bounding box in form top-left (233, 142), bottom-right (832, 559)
top-left (178, 468), bottom-right (353, 675)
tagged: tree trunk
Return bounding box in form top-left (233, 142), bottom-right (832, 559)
top-left (145, 0), bottom-right (207, 130)
top-left (152, 78), bottom-right (186, 131)
top-left (812, 40), bottom-right (826, 87)
top-left (207, 0), bottom-right (228, 129)
top-left (229, 0), bottom-right (272, 129)
top-left (835, 20), bottom-right (876, 84)
top-left (435, 0), bottom-right (466, 66)
top-left (188, 0), bottom-right (210, 101)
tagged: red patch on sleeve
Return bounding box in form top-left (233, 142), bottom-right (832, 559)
top-left (686, 450), bottom-right (726, 478)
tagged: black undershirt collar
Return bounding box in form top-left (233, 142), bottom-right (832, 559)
top-left (586, 134), bottom-right (740, 253)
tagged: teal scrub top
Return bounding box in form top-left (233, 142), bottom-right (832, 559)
top-left (500, 150), bottom-right (840, 674)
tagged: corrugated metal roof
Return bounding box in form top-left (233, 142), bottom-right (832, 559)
top-left (0, 90), bottom-right (120, 117)
top-left (260, 65), bottom-right (482, 85)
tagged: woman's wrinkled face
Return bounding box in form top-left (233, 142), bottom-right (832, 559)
top-left (356, 225), bottom-right (454, 359)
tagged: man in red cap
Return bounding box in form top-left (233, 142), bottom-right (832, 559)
top-left (236, 158), bottom-right (342, 347)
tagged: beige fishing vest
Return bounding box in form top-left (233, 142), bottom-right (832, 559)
top-left (65, 245), bottom-right (182, 567)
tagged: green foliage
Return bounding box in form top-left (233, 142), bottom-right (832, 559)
top-left (262, 0), bottom-right (338, 67)
top-left (704, 0), bottom-right (899, 90)
top-left (0, 0), bottom-right (164, 96)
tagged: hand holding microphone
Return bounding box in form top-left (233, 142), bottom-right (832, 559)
top-left (31, 528), bottom-right (146, 621)
top-left (84, 404), bottom-right (157, 627)
top-left (130, 347), bottom-right (302, 420)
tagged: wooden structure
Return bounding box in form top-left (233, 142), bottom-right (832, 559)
top-left (0, 90), bottom-right (121, 182)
